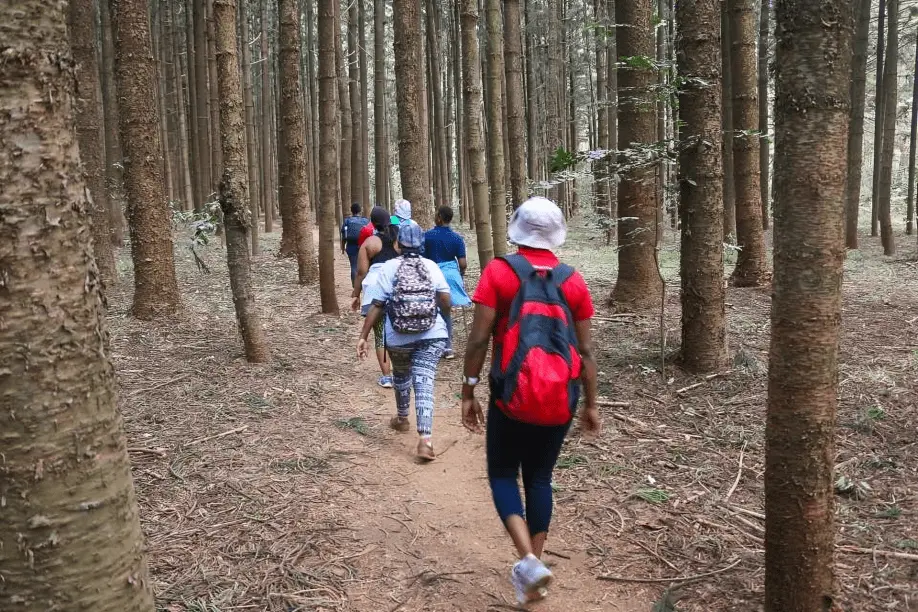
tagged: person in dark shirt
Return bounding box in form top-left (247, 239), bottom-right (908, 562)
top-left (341, 203), bottom-right (369, 282)
top-left (423, 206), bottom-right (470, 359)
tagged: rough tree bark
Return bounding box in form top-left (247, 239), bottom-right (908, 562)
top-left (504, 0), bottom-right (527, 207)
top-left (845, 0), bottom-right (871, 249)
top-left (0, 4), bottom-right (155, 607)
top-left (337, 0), bottom-right (353, 223)
top-left (485, 0), bottom-right (508, 255)
top-left (260, 0), bottom-right (275, 233)
top-left (677, 0), bottom-right (727, 373)
top-left (277, 0), bottom-right (319, 283)
top-left (373, 0), bottom-right (391, 208)
top-left (193, 0), bottom-right (214, 198)
top-left (877, 0), bottom-right (898, 256)
top-left (460, 0), bottom-right (494, 265)
top-left (184, 0), bottom-right (204, 211)
top-left (214, 0), bottom-right (269, 361)
top-left (721, 2), bottom-right (736, 240)
top-left (318, 0), bottom-right (342, 313)
top-left (766, 1), bottom-right (852, 609)
top-left (240, 0), bottom-right (261, 254)
top-left (728, 0), bottom-right (768, 286)
top-left (100, 0), bottom-right (127, 243)
top-left (111, 0), bottom-right (181, 319)
top-left (871, 0), bottom-right (887, 238)
top-left (393, 0), bottom-right (433, 227)
top-left (350, 0), bottom-right (364, 210)
top-left (168, 0), bottom-right (196, 212)
top-left (206, 0), bottom-right (223, 184)
top-left (758, 0), bottom-right (770, 229)
top-left (907, 23), bottom-right (918, 237)
top-left (68, 0), bottom-right (117, 285)
top-left (358, 0), bottom-right (371, 211)
top-left (610, 0), bottom-right (663, 311)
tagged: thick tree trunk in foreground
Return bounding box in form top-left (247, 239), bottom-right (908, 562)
top-left (845, 0), bottom-right (871, 249)
top-left (758, 0), bottom-right (770, 229)
top-left (373, 0), bottom-right (391, 208)
top-left (765, 2), bottom-right (852, 610)
top-left (318, 0), bottom-right (342, 313)
top-left (610, 0), bottom-right (663, 311)
top-left (0, 5), bottom-right (155, 607)
top-left (871, 0), bottom-right (887, 238)
top-left (393, 0), bottom-right (433, 228)
top-left (504, 0), bottom-right (527, 207)
top-left (111, 0), bottom-right (181, 319)
top-left (214, 0), bottom-right (269, 361)
top-left (277, 0), bottom-right (319, 283)
top-left (485, 0), bottom-right (508, 255)
top-left (677, 0), bottom-right (727, 373)
top-left (460, 0), bottom-right (494, 265)
top-left (907, 24), bottom-right (918, 237)
top-left (877, 0), bottom-right (898, 256)
top-left (68, 0), bottom-right (117, 286)
top-left (728, 0), bottom-right (768, 286)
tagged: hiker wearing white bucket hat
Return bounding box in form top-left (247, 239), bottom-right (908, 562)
top-left (507, 196), bottom-right (567, 251)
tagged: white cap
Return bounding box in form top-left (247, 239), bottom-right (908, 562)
top-left (394, 198), bottom-right (412, 220)
top-left (507, 197), bottom-right (567, 250)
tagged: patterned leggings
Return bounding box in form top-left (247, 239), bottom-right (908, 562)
top-left (387, 339), bottom-right (447, 436)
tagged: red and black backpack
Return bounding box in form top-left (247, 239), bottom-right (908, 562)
top-left (490, 254), bottom-right (582, 426)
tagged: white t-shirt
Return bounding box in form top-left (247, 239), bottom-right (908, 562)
top-left (372, 256), bottom-right (450, 346)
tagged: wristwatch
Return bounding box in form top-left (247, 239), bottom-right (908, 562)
top-left (462, 375), bottom-right (480, 387)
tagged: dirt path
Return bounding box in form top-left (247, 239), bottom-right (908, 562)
top-left (326, 253), bottom-right (649, 611)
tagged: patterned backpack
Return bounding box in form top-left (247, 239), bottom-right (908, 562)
top-left (388, 255), bottom-right (438, 333)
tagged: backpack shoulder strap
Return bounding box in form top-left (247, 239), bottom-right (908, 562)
top-left (550, 263), bottom-right (575, 286)
top-left (500, 253), bottom-right (536, 281)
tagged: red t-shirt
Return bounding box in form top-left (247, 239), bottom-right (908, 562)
top-left (357, 223), bottom-right (375, 247)
top-left (472, 247), bottom-right (594, 353)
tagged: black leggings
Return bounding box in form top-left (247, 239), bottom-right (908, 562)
top-left (486, 399), bottom-right (571, 535)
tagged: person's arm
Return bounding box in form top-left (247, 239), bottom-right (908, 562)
top-left (341, 221), bottom-right (347, 252)
top-left (460, 303), bottom-right (498, 433)
top-left (574, 318), bottom-right (601, 435)
top-left (356, 303), bottom-right (385, 359)
top-left (457, 257), bottom-right (467, 276)
top-left (436, 291), bottom-right (451, 321)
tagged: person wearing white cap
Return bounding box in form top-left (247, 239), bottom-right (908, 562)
top-left (459, 196), bottom-right (602, 603)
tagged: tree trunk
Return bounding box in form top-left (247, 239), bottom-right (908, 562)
top-left (206, 0), bottom-right (223, 184)
top-left (606, 0), bottom-right (618, 243)
top-left (845, 0), bottom-right (871, 249)
top-left (594, 0), bottom-right (609, 219)
top-left (260, 0), bottom-right (275, 233)
top-left (214, 0), bottom-right (270, 361)
top-left (524, 0), bottom-right (539, 182)
top-left (194, 0), bottom-right (214, 198)
top-left (728, 0), bottom-right (768, 286)
top-left (100, 0), bottom-right (128, 243)
top-left (504, 0), bottom-right (527, 207)
top-left (169, 0), bottom-right (196, 212)
top-left (337, 0), bottom-right (353, 223)
top-left (393, 0), bottom-right (434, 227)
top-left (721, 2), bottom-right (736, 240)
top-left (766, 3), bottom-right (852, 610)
top-left (277, 0), bottom-right (319, 283)
top-left (677, 0), bottom-right (727, 373)
top-left (460, 0), bottom-right (494, 265)
top-left (906, 24), bottom-right (918, 237)
top-left (185, 0), bottom-right (205, 211)
top-left (68, 0), bottom-right (117, 286)
top-left (452, 0), bottom-right (467, 218)
top-left (758, 0), bottom-right (770, 229)
top-left (318, 0), bottom-right (342, 312)
top-left (485, 0), bottom-right (509, 255)
top-left (240, 0), bottom-right (261, 254)
top-left (374, 0), bottom-right (391, 208)
top-left (427, 0), bottom-right (450, 213)
top-left (358, 0), bottom-right (371, 212)
top-left (112, 0), bottom-right (182, 319)
top-left (152, 5), bottom-right (175, 204)
top-left (609, 0), bottom-right (663, 311)
top-left (877, 0), bottom-right (898, 256)
top-left (349, 0), bottom-right (364, 211)
top-left (0, 10), bottom-right (156, 607)
top-left (871, 0), bottom-right (887, 238)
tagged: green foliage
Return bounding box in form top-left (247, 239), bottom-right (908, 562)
top-left (549, 146), bottom-right (577, 174)
top-left (635, 488), bottom-right (670, 504)
top-left (336, 417), bottom-right (370, 436)
top-left (895, 539), bottom-right (918, 549)
top-left (556, 453), bottom-right (589, 469)
top-left (875, 505), bottom-right (901, 519)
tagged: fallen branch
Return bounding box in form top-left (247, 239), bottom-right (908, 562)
top-left (675, 371), bottom-right (734, 395)
top-left (597, 399), bottom-right (633, 408)
top-left (608, 412), bottom-right (650, 429)
top-left (837, 546), bottom-right (918, 562)
top-left (185, 425), bottom-right (249, 447)
top-left (128, 373), bottom-right (192, 397)
top-left (724, 442), bottom-right (747, 501)
top-left (127, 447), bottom-right (167, 458)
top-left (544, 549), bottom-right (571, 560)
top-left (597, 558), bottom-right (742, 584)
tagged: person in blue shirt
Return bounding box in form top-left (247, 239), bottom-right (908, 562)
top-left (423, 206), bottom-right (471, 359)
top-left (341, 203), bottom-right (369, 282)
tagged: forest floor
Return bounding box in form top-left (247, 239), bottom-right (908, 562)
top-left (110, 214), bottom-right (918, 612)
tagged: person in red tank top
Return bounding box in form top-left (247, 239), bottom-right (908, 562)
top-left (461, 197), bottom-right (601, 604)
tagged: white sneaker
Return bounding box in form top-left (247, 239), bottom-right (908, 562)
top-left (510, 554), bottom-right (553, 604)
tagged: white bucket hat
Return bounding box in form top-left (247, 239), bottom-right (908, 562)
top-left (507, 197), bottom-right (567, 250)
top-left (394, 198), bottom-right (412, 220)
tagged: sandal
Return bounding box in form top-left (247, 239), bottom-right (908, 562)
top-left (416, 438), bottom-right (435, 462)
top-left (389, 416), bottom-right (410, 432)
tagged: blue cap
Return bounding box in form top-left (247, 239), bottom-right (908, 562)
top-left (397, 222), bottom-right (424, 249)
